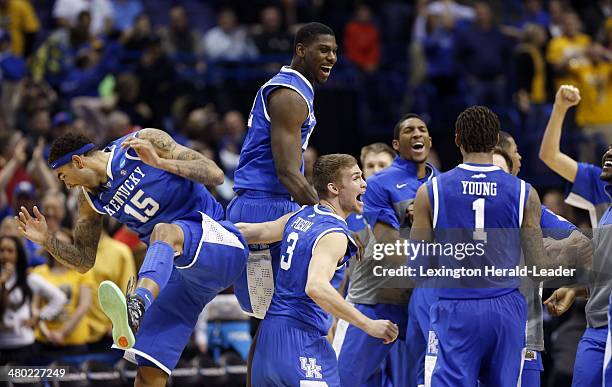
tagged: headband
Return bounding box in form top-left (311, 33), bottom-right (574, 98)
top-left (50, 143), bottom-right (96, 170)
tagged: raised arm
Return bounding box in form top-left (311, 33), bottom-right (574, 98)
top-left (538, 85), bottom-right (581, 182)
top-left (305, 232), bottom-right (398, 344)
top-left (236, 213), bottom-right (294, 245)
top-left (17, 190), bottom-right (102, 273)
top-left (269, 88), bottom-right (318, 205)
top-left (123, 128), bottom-right (224, 186)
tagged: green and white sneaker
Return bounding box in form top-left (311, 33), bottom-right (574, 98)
top-left (98, 280), bottom-right (143, 349)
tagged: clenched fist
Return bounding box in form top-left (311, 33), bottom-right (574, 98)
top-left (554, 85), bottom-right (581, 109)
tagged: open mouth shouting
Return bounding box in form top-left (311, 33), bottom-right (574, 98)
top-left (320, 64), bottom-right (333, 77)
top-left (411, 141), bottom-right (425, 154)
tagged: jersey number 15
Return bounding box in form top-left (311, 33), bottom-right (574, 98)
top-left (124, 189), bottom-right (160, 223)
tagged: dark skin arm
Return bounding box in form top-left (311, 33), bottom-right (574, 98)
top-left (409, 185), bottom-right (434, 243)
top-left (521, 188), bottom-right (557, 272)
top-left (269, 88), bottom-right (318, 205)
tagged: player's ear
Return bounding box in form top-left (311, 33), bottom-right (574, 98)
top-left (72, 154), bottom-right (85, 169)
top-left (327, 181), bottom-right (339, 196)
top-left (392, 139), bottom-right (400, 152)
top-left (454, 133), bottom-right (460, 148)
top-left (427, 136), bottom-right (433, 148)
top-left (295, 43), bottom-right (305, 59)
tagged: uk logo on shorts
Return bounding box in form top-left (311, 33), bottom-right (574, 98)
top-left (300, 357), bottom-right (322, 379)
top-left (427, 330), bottom-right (439, 356)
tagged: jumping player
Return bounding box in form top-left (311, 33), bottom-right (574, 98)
top-left (16, 130), bottom-right (249, 387)
top-left (239, 154), bottom-right (399, 386)
top-left (334, 114), bottom-right (437, 387)
top-left (227, 22), bottom-right (338, 322)
top-left (412, 106), bottom-right (552, 386)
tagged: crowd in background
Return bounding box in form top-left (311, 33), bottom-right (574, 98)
top-left (0, 0), bottom-right (611, 386)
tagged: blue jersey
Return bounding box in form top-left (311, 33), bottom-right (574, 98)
top-left (266, 204), bottom-right (357, 335)
top-left (426, 163), bottom-right (530, 299)
top-left (83, 132), bottom-right (224, 243)
top-left (540, 205), bottom-right (577, 240)
top-left (566, 162), bottom-right (610, 227)
top-left (234, 66), bottom-right (316, 195)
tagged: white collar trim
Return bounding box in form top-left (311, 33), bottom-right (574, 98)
top-left (314, 204), bottom-right (346, 224)
top-left (280, 66), bottom-right (314, 93)
top-left (457, 163), bottom-right (500, 172)
top-left (106, 145), bottom-right (116, 180)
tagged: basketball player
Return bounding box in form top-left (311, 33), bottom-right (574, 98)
top-left (412, 105), bottom-right (554, 386)
top-left (227, 22), bottom-right (338, 322)
top-left (334, 114), bottom-right (437, 387)
top-left (493, 144), bottom-right (592, 387)
top-left (539, 85), bottom-right (610, 227)
top-left (16, 130), bottom-right (249, 387)
top-left (545, 144), bottom-right (612, 387)
top-left (239, 154), bottom-right (399, 386)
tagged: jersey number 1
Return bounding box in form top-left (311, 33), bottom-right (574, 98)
top-left (280, 232), bottom-right (299, 270)
top-left (124, 189), bottom-right (160, 223)
top-left (472, 198), bottom-right (487, 242)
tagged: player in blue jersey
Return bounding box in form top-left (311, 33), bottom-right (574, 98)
top-left (544, 144), bottom-right (612, 387)
top-left (334, 114), bottom-right (437, 387)
top-left (16, 130), bottom-right (249, 386)
top-left (493, 145), bottom-right (592, 387)
top-left (540, 85), bottom-right (611, 227)
top-left (238, 154), bottom-right (399, 387)
top-left (227, 22), bottom-right (338, 322)
top-left (411, 105), bottom-right (556, 386)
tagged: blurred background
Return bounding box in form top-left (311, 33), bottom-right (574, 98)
top-left (0, 0), bottom-right (610, 385)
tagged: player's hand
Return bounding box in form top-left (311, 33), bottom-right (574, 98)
top-left (121, 137), bottom-right (162, 168)
top-left (365, 319), bottom-right (399, 344)
top-left (16, 206), bottom-right (49, 246)
top-left (554, 85), bottom-right (581, 110)
top-left (544, 287), bottom-right (576, 316)
top-left (13, 137), bottom-right (28, 166)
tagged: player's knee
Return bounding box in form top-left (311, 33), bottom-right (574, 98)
top-left (135, 366), bottom-right (168, 387)
top-left (150, 223), bottom-right (183, 251)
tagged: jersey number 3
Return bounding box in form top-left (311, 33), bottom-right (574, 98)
top-left (280, 232), bottom-right (299, 270)
top-left (124, 189), bottom-right (160, 223)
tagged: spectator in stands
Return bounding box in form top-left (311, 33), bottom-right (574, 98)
top-left (422, 7), bottom-right (460, 97)
top-left (113, 72), bottom-right (151, 127)
top-left (543, 189), bottom-right (576, 224)
top-left (111, 0), bottom-right (143, 32)
top-left (0, 30), bottom-right (26, 128)
top-left (104, 110), bottom-right (132, 145)
top-left (136, 34), bottom-right (176, 127)
top-left (0, 133), bottom-right (27, 220)
top-left (253, 5), bottom-right (292, 57)
top-left (120, 12), bottom-right (152, 52)
top-left (456, 1), bottom-right (511, 107)
top-left (26, 138), bottom-right (60, 199)
top-left (218, 110), bottom-right (246, 178)
top-left (33, 231), bottom-right (94, 354)
top-left (514, 23), bottom-right (549, 133)
top-left (518, 0), bottom-right (550, 29)
top-left (52, 0), bottom-right (114, 36)
top-left (546, 11), bottom-right (591, 91)
top-left (86, 219), bottom-right (135, 352)
top-left (158, 4), bottom-right (203, 58)
top-left (0, 0), bottom-right (39, 57)
top-left (0, 235), bottom-right (67, 364)
top-left (202, 7), bottom-right (258, 61)
top-left (344, 3), bottom-right (380, 73)
top-left (40, 192), bottom-right (67, 235)
top-left (50, 112), bottom-right (73, 139)
top-left (26, 109), bottom-right (52, 144)
top-left (547, 0), bottom-right (565, 38)
top-left (577, 0), bottom-right (611, 38)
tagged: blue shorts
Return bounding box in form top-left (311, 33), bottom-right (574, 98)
top-left (427, 290), bottom-right (527, 387)
top-left (226, 190), bottom-right (299, 317)
top-left (334, 303), bottom-right (408, 387)
top-left (125, 212), bottom-right (249, 374)
top-left (407, 287), bottom-right (437, 387)
top-left (521, 350), bottom-right (543, 387)
top-left (572, 326), bottom-right (607, 387)
top-left (252, 315), bottom-right (339, 387)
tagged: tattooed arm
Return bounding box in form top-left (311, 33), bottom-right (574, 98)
top-left (17, 191), bottom-right (102, 273)
top-left (122, 128), bottom-right (224, 186)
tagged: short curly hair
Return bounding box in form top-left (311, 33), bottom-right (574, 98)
top-left (455, 106), bottom-right (500, 153)
top-left (48, 133), bottom-right (96, 166)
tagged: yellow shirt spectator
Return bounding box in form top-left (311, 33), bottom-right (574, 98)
top-left (32, 264), bottom-right (94, 346)
top-left (571, 60), bottom-right (612, 126)
top-left (546, 33), bottom-right (591, 89)
top-left (85, 234), bottom-right (136, 342)
top-left (0, 0), bottom-right (40, 56)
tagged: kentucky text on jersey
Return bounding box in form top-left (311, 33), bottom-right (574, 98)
top-left (102, 166), bottom-right (146, 216)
